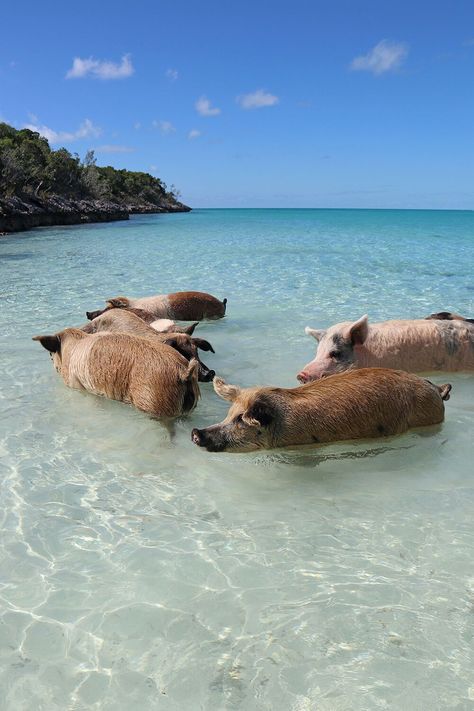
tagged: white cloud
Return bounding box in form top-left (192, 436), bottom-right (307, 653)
top-left (152, 120), bottom-right (176, 134)
top-left (66, 54), bottom-right (134, 80)
top-left (195, 96), bottom-right (221, 116)
top-left (188, 129), bottom-right (201, 140)
top-left (24, 118), bottom-right (102, 144)
top-left (350, 40), bottom-right (408, 75)
top-left (133, 121), bottom-right (141, 130)
top-left (149, 165), bottom-right (158, 172)
top-left (166, 68), bottom-right (178, 81)
top-left (95, 144), bottom-right (135, 153)
top-left (237, 89), bottom-right (279, 109)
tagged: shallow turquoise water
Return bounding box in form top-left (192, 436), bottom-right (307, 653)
top-left (1, 208), bottom-right (474, 710)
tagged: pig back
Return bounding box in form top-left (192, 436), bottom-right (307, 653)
top-left (78, 333), bottom-right (197, 417)
top-left (281, 368), bottom-right (447, 445)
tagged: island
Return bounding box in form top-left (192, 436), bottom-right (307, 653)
top-left (0, 122), bottom-right (190, 234)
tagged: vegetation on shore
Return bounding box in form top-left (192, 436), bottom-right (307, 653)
top-left (0, 122), bottom-right (189, 232)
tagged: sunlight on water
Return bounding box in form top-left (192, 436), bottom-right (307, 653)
top-left (1, 209), bottom-right (473, 709)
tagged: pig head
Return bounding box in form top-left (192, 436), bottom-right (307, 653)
top-left (192, 378), bottom-right (278, 452)
top-left (297, 315), bottom-right (368, 382)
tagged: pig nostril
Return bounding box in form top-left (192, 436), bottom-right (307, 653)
top-left (297, 372), bottom-right (307, 383)
top-left (191, 428), bottom-right (202, 445)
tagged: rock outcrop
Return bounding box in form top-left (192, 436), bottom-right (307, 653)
top-left (0, 195), bottom-right (191, 235)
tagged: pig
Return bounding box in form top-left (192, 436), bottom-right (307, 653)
top-left (33, 328), bottom-right (200, 418)
top-left (82, 309), bottom-right (216, 382)
top-left (87, 291), bottom-right (227, 321)
top-left (297, 314), bottom-right (474, 382)
top-left (191, 369), bottom-right (452, 453)
top-left (85, 305), bottom-right (199, 335)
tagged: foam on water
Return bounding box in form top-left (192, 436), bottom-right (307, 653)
top-left (1, 209), bottom-right (473, 709)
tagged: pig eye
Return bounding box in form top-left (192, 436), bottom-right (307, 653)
top-left (329, 350), bottom-right (342, 360)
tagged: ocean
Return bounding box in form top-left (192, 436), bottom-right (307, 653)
top-left (1, 208), bottom-right (473, 709)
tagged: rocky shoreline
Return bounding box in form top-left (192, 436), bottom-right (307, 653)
top-left (0, 194), bottom-right (191, 235)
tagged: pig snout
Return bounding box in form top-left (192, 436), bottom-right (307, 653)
top-left (297, 370), bottom-right (310, 383)
top-left (198, 365), bottom-right (216, 383)
top-left (297, 366), bottom-right (324, 383)
top-left (191, 427), bottom-right (227, 452)
top-left (191, 428), bottom-right (203, 446)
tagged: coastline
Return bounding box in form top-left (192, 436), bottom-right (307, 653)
top-left (0, 194), bottom-right (191, 235)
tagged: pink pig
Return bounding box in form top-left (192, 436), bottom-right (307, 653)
top-left (297, 313), bottom-right (474, 382)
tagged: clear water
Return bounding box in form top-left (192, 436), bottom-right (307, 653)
top-left (1, 208), bottom-right (474, 710)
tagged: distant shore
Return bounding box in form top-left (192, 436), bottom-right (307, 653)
top-left (0, 194), bottom-right (191, 235)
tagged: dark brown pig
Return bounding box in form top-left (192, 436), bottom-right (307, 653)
top-left (82, 309), bottom-right (216, 382)
top-left (191, 369), bottom-right (451, 453)
top-left (298, 314), bottom-right (474, 382)
top-left (88, 291), bottom-right (227, 321)
top-left (33, 329), bottom-right (200, 418)
top-left (425, 311), bottom-right (474, 324)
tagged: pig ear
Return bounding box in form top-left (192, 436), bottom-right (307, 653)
top-left (182, 358), bottom-right (199, 382)
top-left (213, 376), bottom-right (241, 402)
top-left (192, 338), bottom-right (215, 353)
top-left (163, 337), bottom-right (192, 361)
top-left (242, 398), bottom-right (274, 428)
top-left (305, 327), bottom-right (326, 341)
top-left (184, 322), bottom-right (199, 335)
top-left (348, 315), bottom-right (369, 345)
top-left (106, 297), bottom-right (128, 308)
top-left (32, 334), bottom-right (61, 353)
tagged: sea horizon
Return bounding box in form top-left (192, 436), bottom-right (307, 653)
top-left (190, 205), bottom-right (474, 212)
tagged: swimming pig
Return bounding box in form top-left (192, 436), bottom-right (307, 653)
top-left (82, 309), bottom-right (216, 382)
top-left (33, 329), bottom-right (200, 418)
top-left (86, 306), bottom-right (199, 335)
top-left (297, 313), bottom-right (474, 382)
top-left (192, 369), bottom-right (451, 453)
top-left (87, 291), bottom-right (227, 321)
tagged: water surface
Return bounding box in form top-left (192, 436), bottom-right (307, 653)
top-left (1, 209), bottom-right (473, 710)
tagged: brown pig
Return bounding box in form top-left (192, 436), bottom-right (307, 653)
top-left (82, 309), bottom-right (216, 382)
top-left (88, 291), bottom-right (227, 321)
top-left (297, 314), bottom-right (474, 382)
top-left (191, 369), bottom-right (451, 453)
top-left (33, 329), bottom-right (200, 418)
top-left (85, 306), bottom-right (199, 335)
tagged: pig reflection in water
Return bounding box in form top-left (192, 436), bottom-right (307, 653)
top-left (192, 369), bottom-right (451, 453)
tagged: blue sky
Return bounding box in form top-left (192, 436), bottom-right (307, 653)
top-left (1, 0), bottom-right (473, 208)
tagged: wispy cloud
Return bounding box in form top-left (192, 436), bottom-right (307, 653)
top-left (66, 54), bottom-right (134, 80)
top-left (166, 68), bottom-right (178, 81)
top-left (188, 129), bottom-right (201, 140)
top-left (152, 120), bottom-right (176, 134)
top-left (95, 144), bottom-right (135, 153)
top-left (23, 118), bottom-right (102, 144)
top-left (133, 121), bottom-right (141, 130)
top-left (195, 96), bottom-right (221, 116)
top-left (350, 40), bottom-right (408, 75)
top-left (237, 89), bottom-right (279, 109)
